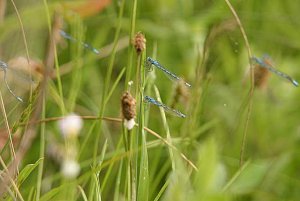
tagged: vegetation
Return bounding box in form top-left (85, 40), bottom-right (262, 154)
top-left (0, 0), bottom-right (299, 200)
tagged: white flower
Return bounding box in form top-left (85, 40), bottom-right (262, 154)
top-left (61, 159), bottom-right (80, 179)
top-left (128, 80), bottom-right (134, 86)
top-left (124, 118), bottom-right (135, 130)
top-left (58, 113), bottom-right (83, 138)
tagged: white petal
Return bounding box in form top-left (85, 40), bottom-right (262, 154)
top-left (61, 159), bottom-right (80, 179)
top-left (58, 113), bottom-right (83, 138)
top-left (124, 118), bottom-right (135, 130)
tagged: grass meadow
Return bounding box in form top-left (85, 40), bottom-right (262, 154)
top-left (0, 0), bottom-right (300, 200)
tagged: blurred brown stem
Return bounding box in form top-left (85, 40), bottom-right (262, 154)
top-left (0, 0), bottom-right (6, 22)
top-left (0, 12), bottom-right (63, 197)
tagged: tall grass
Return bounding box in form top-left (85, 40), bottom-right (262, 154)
top-left (0, 0), bottom-right (300, 200)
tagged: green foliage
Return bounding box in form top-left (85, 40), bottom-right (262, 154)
top-left (17, 158), bottom-right (43, 186)
top-left (0, 0), bottom-right (299, 200)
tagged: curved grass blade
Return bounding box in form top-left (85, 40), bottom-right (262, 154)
top-left (145, 57), bottom-right (191, 87)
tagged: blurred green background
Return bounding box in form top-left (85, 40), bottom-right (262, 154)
top-left (0, 0), bottom-right (300, 200)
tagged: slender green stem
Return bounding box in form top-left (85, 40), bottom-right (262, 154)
top-left (101, 136), bottom-right (124, 196)
top-left (68, 18), bottom-right (84, 112)
top-left (153, 178), bottom-right (170, 201)
top-left (137, 47), bottom-right (148, 201)
top-left (129, 129), bottom-right (135, 201)
top-left (222, 160), bottom-right (250, 192)
top-left (125, 0), bottom-right (138, 90)
top-left (36, 97), bottom-right (46, 201)
top-left (93, 0), bottom-right (126, 165)
top-left (0, 156), bottom-right (24, 201)
top-left (105, 68), bottom-right (126, 105)
top-left (78, 185), bottom-right (88, 201)
top-left (153, 86), bottom-right (175, 170)
top-left (0, 91), bottom-right (16, 162)
top-left (224, 0), bottom-right (254, 167)
top-left (9, 0), bottom-right (30, 62)
top-left (9, 0), bottom-right (34, 101)
top-left (113, 159), bottom-right (123, 201)
top-left (43, 0), bottom-right (65, 114)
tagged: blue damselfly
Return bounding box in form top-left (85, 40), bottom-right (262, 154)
top-left (144, 95), bottom-right (186, 118)
top-left (145, 57), bottom-right (191, 87)
top-left (251, 56), bottom-right (298, 87)
top-left (59, 30), bottom-right (100, 55)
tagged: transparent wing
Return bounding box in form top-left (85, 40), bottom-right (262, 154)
top-left (1, 68), bottom-right (23, 102)
top-left (145, 57), bottom-right (154, 72)
top-left (1, 59), bottom-right (38, 102)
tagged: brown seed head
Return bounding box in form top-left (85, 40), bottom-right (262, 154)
top-left (133, 32), bottom-right (146, 54)
top-left (121, 91), bottom-right (136, 120)
top-left (254, 57), bottom-right (271, 89)
top-left (254, 66), bottom-right (269, 88)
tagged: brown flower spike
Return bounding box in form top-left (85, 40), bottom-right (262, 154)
top-left (121, 91), bottom-right (136, 130)
top-left (253, 57), bottom-right (271, 89)
top-left (254, 65), bottom-right (270, 89)
top-left (133, 32), bottom-right (146, 54)
top-left (121, 91), bottom-right (136, 120)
